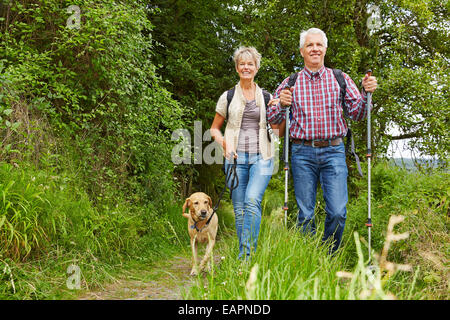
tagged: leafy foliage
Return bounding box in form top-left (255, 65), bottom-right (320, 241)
top-left (150, 0), bottom-right (449, 180)
top-left (0, 0), bottom-right (184, 202)
top-left (0, 0), bottom-right (188, 298)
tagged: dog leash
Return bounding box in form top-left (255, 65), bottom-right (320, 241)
top-left (191, 154), bottom-right (239, 232)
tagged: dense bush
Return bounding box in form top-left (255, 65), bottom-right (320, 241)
top-left (0, 0), bottom-right (184, 204)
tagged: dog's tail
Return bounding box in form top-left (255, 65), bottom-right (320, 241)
top-left (182, 198), bottom-right (191, 219)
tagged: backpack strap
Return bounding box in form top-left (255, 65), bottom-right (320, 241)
top-left (345, 127), bottom-right (363, 176)
top-left (288, 72), bottom-right (298, 88)
top-left (262, 89), bottom-right (272, 142)
top-left (332, 69), bottom-right (347, 117)
top-left (226, 86), bottom-right (236, 121)
top-left (262, 90), bottom-right (271, 108)
top-left (332, 68), bottom-right (363, 177)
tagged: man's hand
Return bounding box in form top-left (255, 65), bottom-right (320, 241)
top-left (280, 87), bottom-right (294, 107)
top-left (362, 75), bottom-right (377, 93)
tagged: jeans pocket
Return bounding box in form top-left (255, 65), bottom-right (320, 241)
top-left (258, 158), bottom-right (274, 177)
top-left (330, 143), bottom-right (345, 154)
top-left (291, 143), bottom-right (304, 155)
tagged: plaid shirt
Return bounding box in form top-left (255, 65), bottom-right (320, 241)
top-left (267, 66), bottom-right (369, 140)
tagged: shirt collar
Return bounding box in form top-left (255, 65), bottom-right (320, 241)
top-left (303, 65), bottom-right (326, 80)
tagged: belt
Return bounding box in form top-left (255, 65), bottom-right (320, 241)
top-left (291, 137), bottom-right (343, 147)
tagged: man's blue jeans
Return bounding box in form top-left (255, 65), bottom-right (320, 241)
top-left (290, 141), bottom-right (348, 254)
top-left (225, 152), bottom-right (273, 260)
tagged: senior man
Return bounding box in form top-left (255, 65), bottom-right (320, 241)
top-left (267, 27), bottom-right (377, 254)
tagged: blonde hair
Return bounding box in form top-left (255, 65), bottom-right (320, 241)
top-left (232, 46), bottom-right (261, 69)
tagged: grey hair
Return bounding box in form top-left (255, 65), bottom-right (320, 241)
top-left (233, 46), bottom-right (262, 69)
top-left (299, 28), bottom-right (328, 48)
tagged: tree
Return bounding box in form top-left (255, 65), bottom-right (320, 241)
top-left (367, 0), bottom-right (449, 164)
top-left (150, 0), bottom-right (448, 177)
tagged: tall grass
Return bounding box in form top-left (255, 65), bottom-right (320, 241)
top-left (0, 161), bottom-right (188, 299)
top-left (185, 161), bottom-right (449, 300)
top-left (186, 211), bottom-right (345, 300)
top-left (184, 213), bottom-right (420, 300)
top-left (0, 158), bottom-right (446, 299)
top-left (0, 161), bottom-right (139, 262)
top-left (343, 162), bottom-right (449, 299)
top-left (0, 163), bottom-right (53, 261)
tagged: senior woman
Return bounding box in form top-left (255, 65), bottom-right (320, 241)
top-left (210, 46), bottom-right (281, 260)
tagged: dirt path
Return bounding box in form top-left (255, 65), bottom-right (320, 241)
top-left (76, 225), bottom-right (232, 300)
top-left (77, 254), bottom-right (195, 300)
top-left (76, 236), bottom-right (230, 301)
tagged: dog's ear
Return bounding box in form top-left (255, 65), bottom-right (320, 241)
top-left (207, 195), bottom-right (213, 209)
top-left (182, 198), bottom-right (191, 218)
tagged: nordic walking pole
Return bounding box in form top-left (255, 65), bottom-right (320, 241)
top-left (365, 70), bottom-right (373, 263)
top-left (282, 86), bottom-right (291, 228)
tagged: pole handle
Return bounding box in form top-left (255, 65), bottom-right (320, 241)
top-left (282, 85), bottom-right (293, 107)
top-left (365, 69), bottom-right (373, 152)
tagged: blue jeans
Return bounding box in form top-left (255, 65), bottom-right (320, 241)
top-left (290, 142), bottom-right (348, 254)
top-left (225, 152), bottom-right (274, 259)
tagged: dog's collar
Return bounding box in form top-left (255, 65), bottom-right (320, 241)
top-left (190, 211), bottom-right (216, 232)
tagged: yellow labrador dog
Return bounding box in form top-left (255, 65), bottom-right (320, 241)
top-left (182, 192), bottom-right (218, 276)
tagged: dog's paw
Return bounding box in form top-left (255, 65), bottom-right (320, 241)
top-left (203, 265), bottom-right (212, 273)
top-left (190, 268), bottom-right (198, 276)
top-left (200, 263), bottom-right (212, 273)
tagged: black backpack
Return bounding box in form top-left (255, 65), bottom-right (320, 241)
top-left (225, 86), bottom-right (274, 142)
top-left (286, 69), bottom-right (363, 176)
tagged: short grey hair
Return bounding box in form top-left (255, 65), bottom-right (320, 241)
top-left (233, 46), bottom-right (262, 69)
top-left (299, 28), bottom-right (328, 49)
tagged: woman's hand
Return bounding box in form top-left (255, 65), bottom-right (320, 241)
top-left (223, 140), bottom-right (238, 160)
top-left (268, 98), bottom-right (280, 107)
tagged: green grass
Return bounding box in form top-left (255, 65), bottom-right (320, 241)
top-left (186, 218), bottom-right (344, 299)
top-left (0, 161), bottom-right (188, 299)
top-left (0, 160), bottom-right (447, 299)
top-left (185, 161), bottom-right (449, 300)
top-left (184, 213), bottom-right (424, 300)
